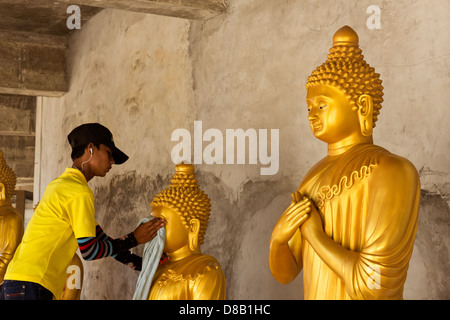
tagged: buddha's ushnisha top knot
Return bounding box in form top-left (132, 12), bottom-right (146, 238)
top-left (170, 163), bottom-right (199, 188)
top-left (333, 25), bottom-right (359, 47)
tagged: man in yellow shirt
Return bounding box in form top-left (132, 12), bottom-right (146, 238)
top-left (1, 123), bottom-right (165, 300)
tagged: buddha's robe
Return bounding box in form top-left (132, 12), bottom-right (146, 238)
top-left (0, 204), bottom-right (23, 284)
top-left (295, 143), bottom-right (420, 299)
top-left (148, 254), bottom-right (225, 300)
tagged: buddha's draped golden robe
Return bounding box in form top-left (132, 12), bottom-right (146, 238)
top-left (296, 144), bottom-right (420, 299)
top-left (148, 254), bottom-right (226, 300)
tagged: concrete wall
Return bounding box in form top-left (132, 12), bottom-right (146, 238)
top-left (38, 0), bottom-right (449, 299)
top-left (39, 8), bottom-right (195, 299)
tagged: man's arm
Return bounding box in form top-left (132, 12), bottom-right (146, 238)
top-left (77, 225), bottom-right (140, 264)
top-left (113, 250), bottom-right (143, 271)
top-left (77, 217), bottom-right (165, 259)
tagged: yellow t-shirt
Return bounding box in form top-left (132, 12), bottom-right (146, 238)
top-left (4, 168), bottom-right (97, 298)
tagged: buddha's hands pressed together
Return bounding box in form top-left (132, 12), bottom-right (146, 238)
top-left (300, 201), bottom-right (323, 240)
top-left (132, 218), bottom-right (166, 245)
top-left (271, 193), bottom-right (312, 245)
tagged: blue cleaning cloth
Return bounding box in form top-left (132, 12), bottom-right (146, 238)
top-left (132, 217), bottom-right (166, 300)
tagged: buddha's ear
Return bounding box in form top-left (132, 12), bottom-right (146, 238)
top-left (0, 182), bottom-right (5, 201)
top-left (188, 218), bottom-right (200, 251)
top-left (356, 94), bottom-right (374, 137)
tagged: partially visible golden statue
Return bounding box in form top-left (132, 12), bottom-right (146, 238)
top-left (0, 150), bottom-right (23, 285)
top-left (148, 163), bottom-right (226, 300)
top-left (269, 26), bottom-right (420, 300)
top-left (60, 253), bottom-right (84, 300)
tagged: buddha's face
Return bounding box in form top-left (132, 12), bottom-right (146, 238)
top-left (152, 206), bottom-right (189, 253)
top-left (306, 85), bottom-right (360, 144)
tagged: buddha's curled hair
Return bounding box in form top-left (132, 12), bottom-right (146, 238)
top-left (150, 163), bottom-right (211, 245)
top-left (306, 26), bottom-right (384, 127)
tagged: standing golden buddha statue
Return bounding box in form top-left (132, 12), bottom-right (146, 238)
top-left (269, 26), bottom-right (420, 300)
top-left (148, 163), bottom-right (226, 300)
top-left (0, 150), bottom-right (23, 285)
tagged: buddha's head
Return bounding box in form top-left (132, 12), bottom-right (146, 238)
top-left (305, 26), bottom-right (384, 143)
top-left (150, 163), bottom-right (211, 255)
top-left (0, 150), bottom-right (17, 203)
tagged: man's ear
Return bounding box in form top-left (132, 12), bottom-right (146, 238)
top-left (188, 218), bottom-right (200, 251)
top-left (86, 143), bottom-right (95, 156)
top-left (357, 94), bottom-right (374, 137)
top-left (0, 182), bottom-right (6, 201)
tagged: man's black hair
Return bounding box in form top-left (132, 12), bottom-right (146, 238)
top-left (71, 142), bottom-right (100, 161)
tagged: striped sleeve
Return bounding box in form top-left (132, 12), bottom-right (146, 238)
top-left (77, 225), bottom-right (138, 261)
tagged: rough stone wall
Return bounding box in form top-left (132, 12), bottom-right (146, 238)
top-left (38, 0), bottom-right (449, 299)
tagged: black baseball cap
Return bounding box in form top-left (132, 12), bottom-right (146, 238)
top-left (67, 123), bottom-right (129, 165)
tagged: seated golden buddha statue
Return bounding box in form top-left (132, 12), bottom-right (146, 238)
top-left (269, 26), bottom-right (420, 300)
top-left (0, 150), bottom-right (23, 285)
top-left (148, 163), bottom-right (226, 300)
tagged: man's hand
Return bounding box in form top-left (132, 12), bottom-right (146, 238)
top-left (133, 218), bottom-right (165, 245)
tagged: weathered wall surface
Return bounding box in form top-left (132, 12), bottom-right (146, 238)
top-left (39, 8), bottom-right (195, 299)
top-left (188, 0), bottom-right (450, 300)
top-left (38, 0), bottom-right (449, 299)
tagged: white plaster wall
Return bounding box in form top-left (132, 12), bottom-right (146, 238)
top-left (37, 0), bottom-right (449, 300)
